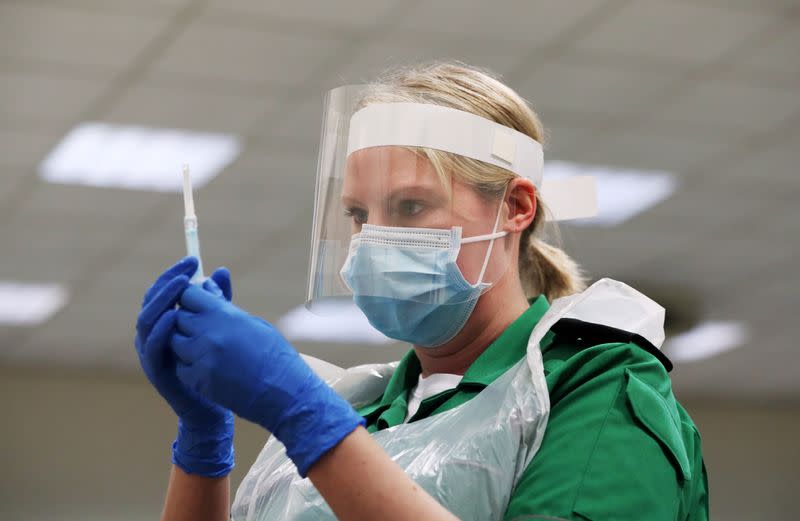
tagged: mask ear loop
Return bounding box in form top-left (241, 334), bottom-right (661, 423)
top-left (469, 185), bottom-right (509, 286)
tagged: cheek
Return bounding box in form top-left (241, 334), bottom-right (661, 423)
top-left (419, 207), bottom-right (456, 228)
top-left (456, 241), bottom-right (513, 285)
top-left (455, 243), bottom-right (488, 283)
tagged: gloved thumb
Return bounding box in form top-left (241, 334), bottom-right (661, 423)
top-left (210, 267), bottom-right (233, 302)
top-left (202, 277), bottom-right (224, 299)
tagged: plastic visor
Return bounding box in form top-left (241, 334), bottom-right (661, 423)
top-left (306, 85), bottom-right (597, 310)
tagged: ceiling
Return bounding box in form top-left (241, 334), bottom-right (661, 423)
top-left (1, 0), bottom-right (798, 402)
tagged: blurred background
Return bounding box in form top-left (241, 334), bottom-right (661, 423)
top-left (1, 0), bottom-right (798, 519)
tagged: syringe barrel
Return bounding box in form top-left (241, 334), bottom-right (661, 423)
top-left (184, 216), bottom-right (205, 284)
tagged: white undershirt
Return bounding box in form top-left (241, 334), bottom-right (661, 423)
top-left (405, 373), bottom-right (463, 421)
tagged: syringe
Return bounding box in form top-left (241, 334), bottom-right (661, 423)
top-left (182, 164), bottom-right (205, 284)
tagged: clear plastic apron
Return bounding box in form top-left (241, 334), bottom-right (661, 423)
top-left (231, 279), bottom-right (665, 520)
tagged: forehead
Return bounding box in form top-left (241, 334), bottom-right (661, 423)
top-left (341, 146), bottom-right (444, 198)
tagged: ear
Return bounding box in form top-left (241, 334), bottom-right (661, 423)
top-left (503, 177), bottom-right (537, 233)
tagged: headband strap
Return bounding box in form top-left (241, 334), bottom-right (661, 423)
top-left (346, 102), bottom-right (597, 221)
top-left (348, 102), bottom-right (544, 186)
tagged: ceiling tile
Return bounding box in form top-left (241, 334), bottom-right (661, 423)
top-left (132, 208), bottom-right (291, 264)
top-left (626, 230), bottom-right (796, 305)
top-left (128, 191), bottom-right (311, 278)
top-left (104, 81), bottom-right (278, 135)
top-left (0, 3), bottom-right (169, 70)
top-left (651, 80), bottom-right (800, 136)
top-left (721, 132), bottom-right (800, 185)
top-left (197, 177), bottom-right (314, 234)
top-left (771, 201), bottom-right (800, 238)
top-left (252, 99), bottom-right (324, 148)
top-left (90, 249), bottom-right (201, 297)
top-left (667, 337), bottom-right (798, 401)
top-left (0, 70), bottom-right (108, 127)
top-left (9, 285), bottom-right (137, 363)
top-left (666, 0), bottom-right (800, 12)
top-left (615, 177), bottom-right (780, 246)
top-left (149, 18), bottom-right (349, 88)
top-left (0, 129), bottom-right (61, 169)
top-left (563, 125), bottom-right (734, 174)
top-left (236, 235), bottom-right (310, 291)
top-left (87, 231), bottom-right (308, 326)
top-left (708, 67), bottom-right (800, 90)
top-left (735, 22), bottom-right (800, 74)
top-left (21, 0), bottom-right (194, 15)
top-left (541, 124), bottom-right (594, 160)
top-left (516, 59), bottom-right (678, 116)
top-left (559, 222), bottom-right (699, 279)
top-left (394, 0), bottom-right (610, 45)
top-left (741, 271), bottom-right (800, 311)
top-left (205, 0), bottom-right (401, 29)
top-left (0, 167), bottom-right (30, 205)
top-left (0, 212), bottom-right (121, 282)
top-left (573, 0), bottom-right (777, 65)
top-left (720, 21), bottom-right (800, 87)
top-left (0, 247), bottom-right (85, 286)
top-left (21, 183), bottom-right (168, 222)
top-left (205, 147), bottom-right (319, 196)
top-left (328, 33), bottom-right (528, 87)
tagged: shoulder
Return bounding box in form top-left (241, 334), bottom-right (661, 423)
top-left (504, 320), bottom-right (706, 520)
top-left (542, 317), bottom-right (672, 402)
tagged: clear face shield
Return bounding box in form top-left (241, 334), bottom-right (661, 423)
top-left (306, 85), bottom-right (596, 346)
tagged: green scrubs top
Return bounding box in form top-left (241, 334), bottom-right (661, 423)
top-left (357, 295), bottom-right (709, 521)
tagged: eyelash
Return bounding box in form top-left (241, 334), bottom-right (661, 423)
top-left (344, 208), bottom-right (368, 224)
top-left (344, 200), bottom-right (425, 224)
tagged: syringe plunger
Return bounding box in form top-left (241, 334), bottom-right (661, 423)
top-left (181, 165), bottom-right (204, 284)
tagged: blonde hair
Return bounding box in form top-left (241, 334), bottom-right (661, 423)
top-left (360, 61), bottom-right (586, 301)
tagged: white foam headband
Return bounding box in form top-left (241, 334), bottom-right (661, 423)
top-left (346, 102), bottom-right (598, 221)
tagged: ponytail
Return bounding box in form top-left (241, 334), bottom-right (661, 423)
top-left (518, 202), bottom-right (586, 302)
top-left (519, 231), bottom-right (586, 302)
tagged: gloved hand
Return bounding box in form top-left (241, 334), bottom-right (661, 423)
top-left (134, 257), bottom-right (236, 477)
top-left (170, 285), bottom-right (365, 477)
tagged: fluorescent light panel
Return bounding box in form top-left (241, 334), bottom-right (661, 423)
top-left (664, 321), bottom-right (748, 362)
top-left (0, 282), bottom-right (68, 326)
top-left (545, 160), bottom-right (678, 226)
top-left (39, 122), bottom-right (241, 192)
top-left (278, 300), bottom-right (392, 345)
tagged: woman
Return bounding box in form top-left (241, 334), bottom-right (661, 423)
top-left (135, 63), bottom-right (708, 520)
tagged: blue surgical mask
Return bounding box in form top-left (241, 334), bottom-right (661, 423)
top-left (340, 224), bottom-right (507, 347)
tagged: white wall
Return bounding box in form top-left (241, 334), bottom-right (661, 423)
top-left (1, 367), bottom-right (796, 520)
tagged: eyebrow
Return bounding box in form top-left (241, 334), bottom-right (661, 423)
top-left (341, 185), bottom-right (445, 209)
top-left (341, 194), bottom-right (357, 204)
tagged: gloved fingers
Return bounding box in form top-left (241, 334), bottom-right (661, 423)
top-left (180, 284), bottom-right (222, 313)
top-left (175, 359), bottom-right (202, 394)
top-left (142, 257), bottom-right (198, 307)
top-left (137, 275), bottom-right (190, 340)
top-left (170, 331), bottom-right (195, 362)
top-left (174, 309), bottom-right (206, 340)
top-left (202, 277), bottom-right (224, 299)
top-left (209, 267), bottom-right (233, 302)
top-left (142, 309), bottom-right (178, 369)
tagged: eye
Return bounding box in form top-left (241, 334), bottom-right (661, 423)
top-left (397, 200), bottom-right (425, 217)
top-left (344, 207), bottom-right (368, 225)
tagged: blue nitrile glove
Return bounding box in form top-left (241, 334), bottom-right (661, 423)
top-left (170, 285), bottom-right (365, 477)
top-left (134, 257), bottom-right (236, 477)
